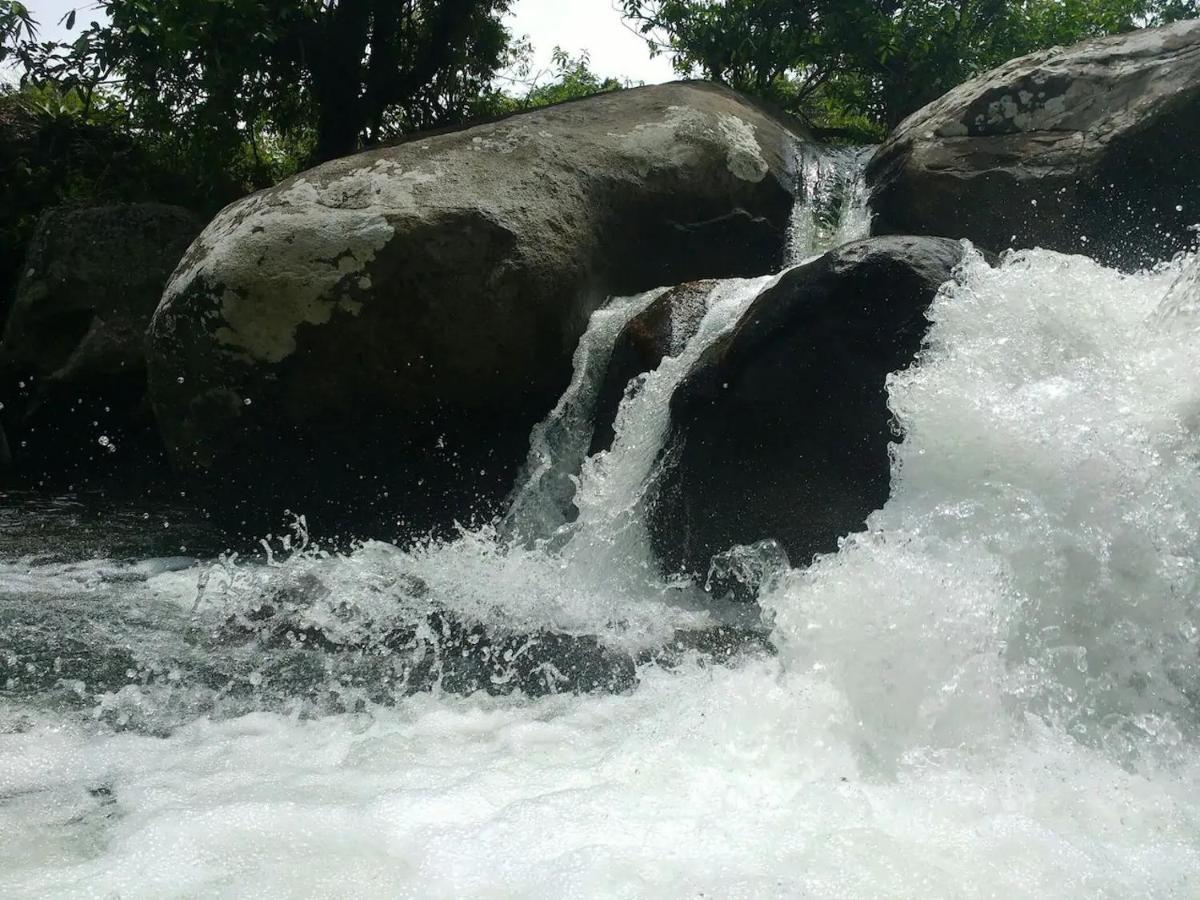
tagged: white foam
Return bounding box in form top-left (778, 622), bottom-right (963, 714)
top-left (2, 661), bottom-right (1196, 898)
top-left (3, 248), bottom-right (1200, 896)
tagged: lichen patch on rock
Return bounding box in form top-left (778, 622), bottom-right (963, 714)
top-left (717, 113), bottom-right (768, 182)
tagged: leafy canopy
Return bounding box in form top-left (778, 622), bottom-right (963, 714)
top-left (12, 0), bottom-right (523, 171)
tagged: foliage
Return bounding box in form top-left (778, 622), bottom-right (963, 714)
top-left (15, 0), bottom-right (518, 169)
top-left (0, 1), bottom-right (35, 65)
top-left (0, 4), bottom-right (629, 312)
top-left (622, 0), bottom-right (1199, 130)
top-left (485, 46), bottom-right (628, 116)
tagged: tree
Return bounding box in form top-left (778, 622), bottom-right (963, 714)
top-left (491, 46), bottom-right (627, 113)
top-left (0, 1), bottom-right (36, 65)
top-left (832, 0), bottom-right (1163, 127)
top-left (619, 0), bottom-right (838, 113)
top-left (16, 0), bottom-right (516, 168)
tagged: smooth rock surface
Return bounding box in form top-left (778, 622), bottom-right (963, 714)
top-left (148, 83), bottom-right (808, 533)
top-left (867, 20), bottom-right (1200, 269)
top-left (650, 236), bottom-right (969, 577)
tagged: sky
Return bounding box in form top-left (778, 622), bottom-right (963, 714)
top-left (18, 0), bottom-right (678, 86)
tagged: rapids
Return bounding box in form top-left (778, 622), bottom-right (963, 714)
top-left (2, 150), bottom-right (1200, 895)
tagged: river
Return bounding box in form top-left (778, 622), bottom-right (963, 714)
top-left (1, 150), bottom-right (1198, 897)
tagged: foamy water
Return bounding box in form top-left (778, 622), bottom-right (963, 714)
top-left (2, 247), bottom-right (1200, 897)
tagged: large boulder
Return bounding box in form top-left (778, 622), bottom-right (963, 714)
top-left (0, 203), bottom-right (203, 481)
top-left (650, 236), bottom-right (968, 578)
top-left (867, 21), bottom-right (1200, 270)
top-left (148, 82), bottom-right (808, 533)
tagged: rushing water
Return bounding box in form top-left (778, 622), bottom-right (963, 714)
top-left (787, 144), bottom-right (874, 265)
top-left (3, 169), bottom-right (1200, 894)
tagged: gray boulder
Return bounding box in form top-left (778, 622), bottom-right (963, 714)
top-left (650, 236), bottom-right (969, 578)
top-left (148, 83), bottom-right (808, 532)
top-left (0, 204), bottom-right (203, 480)
top-left (867, 21), bottom-right (1200, 270)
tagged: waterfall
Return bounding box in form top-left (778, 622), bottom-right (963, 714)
top-left (502, 287), bottom-right (669, 543)
top-left (787, 144), bottom-right (875, 264)
top-left (505, 142), bottom-right (876, 551)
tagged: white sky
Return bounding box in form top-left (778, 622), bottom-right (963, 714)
top-left (508, 0), bottom-right (675, 84)
top-left (20, 0), bottom-right (678, 85)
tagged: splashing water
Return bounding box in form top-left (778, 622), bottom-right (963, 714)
top-left (2, 246), bottom-right (1200, 896)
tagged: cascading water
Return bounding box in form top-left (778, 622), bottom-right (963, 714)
top-left (3, 206), bottom-right (1200, 893)
top-left (787, 144), bottom-right (875, 265)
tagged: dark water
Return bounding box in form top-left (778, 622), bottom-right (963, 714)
top-left (0, 489), bottom-right (226, 562)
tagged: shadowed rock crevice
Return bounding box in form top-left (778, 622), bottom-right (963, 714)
top-left (0, 204), bottom-right (202, 486)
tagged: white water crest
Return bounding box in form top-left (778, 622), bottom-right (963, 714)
top-left (3, 247), bottom-right (1200, 896)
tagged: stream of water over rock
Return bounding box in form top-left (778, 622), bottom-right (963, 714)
top-left (2, 149), bottom-right (1199, 897)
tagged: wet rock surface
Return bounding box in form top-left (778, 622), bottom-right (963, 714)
top-left (867, 20), bottom-right (1200, 270)
top-left (0, 494), bottom-right (774, 728)
top-left (650, 236), bottom-right (968, 577)
top-left (0, 581), bottom-right (772, 729)
top-left (216, 597), bottom-right (641, 700)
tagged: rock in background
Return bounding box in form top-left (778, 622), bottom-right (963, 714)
top-left (868, 20), bottom-right (1200, 270)
top-left (0, 203), bottom-right (202, 485)
top-left (148, 82), bottom-right (810, 535)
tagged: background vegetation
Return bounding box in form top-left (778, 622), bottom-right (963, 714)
top-left (622, 0), bottom-right (1200, 138)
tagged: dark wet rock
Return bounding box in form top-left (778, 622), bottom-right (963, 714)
top-left (0, 614), bottom-right (139, 701)
top-left (1, 573), bottom-right (775, 732)
top-left (0, 204), bottom-right (203, 483)
top-left (638, 625), bottom-right (775, 668)
top-left (867, 20), bottom-right (1200, 270)
top-left (217, 598), bottom-right (639, 699)
top-left (147, 83), bottom-right (810, 536)
top-left (385, 613), bottom-right (639, 698)
top-left (650, 236), bottom-right (968, 577)
top-left (590, 280), bottom-right (717, 456)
